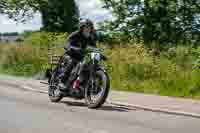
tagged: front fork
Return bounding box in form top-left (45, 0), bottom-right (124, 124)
top-left (78, 59), bottom-right (97, 93)
top-left (89, 63), bottom-right (98, 93)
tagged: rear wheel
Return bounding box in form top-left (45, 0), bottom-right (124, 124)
top-left (85, 70), bottom-right (110, 108)
top-left (48, 68), bottom-right (63, 102)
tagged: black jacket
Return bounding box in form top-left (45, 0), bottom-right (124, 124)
top-left (64, 31), bottom-right (97, 60)
top-left (64, 31), bottom-right (96, 51)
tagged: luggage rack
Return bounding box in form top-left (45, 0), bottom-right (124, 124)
top-left (45, 43), bottom-right (63, 79)
top-left (49, 55), bottom-right (62, 65)
top-left (47, 44), bottom-right (63, 70)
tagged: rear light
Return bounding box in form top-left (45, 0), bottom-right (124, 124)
top-left (73, 77), bottom-right (81, 89)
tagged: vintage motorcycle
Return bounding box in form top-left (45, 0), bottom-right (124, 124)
top-left (47, 47), bottom-right (110, 108)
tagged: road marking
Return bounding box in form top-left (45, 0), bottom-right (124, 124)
top-left (21, 85), bottom-right (48, 94)
top-left (107, 101), bottom-right (200, 119)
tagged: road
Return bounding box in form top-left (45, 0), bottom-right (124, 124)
top-left (0, 84), bottom-right (200, 133)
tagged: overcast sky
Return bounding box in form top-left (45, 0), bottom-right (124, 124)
top-left (0, 0), bottom-right (111, 33)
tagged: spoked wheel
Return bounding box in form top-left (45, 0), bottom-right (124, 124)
top-left (85, 70), bottom-right (110, 109)
top-left (48, 69), bottom-right (63, 102)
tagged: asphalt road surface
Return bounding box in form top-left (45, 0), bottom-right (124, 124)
top-left (0, 84), bottom-right (200, 133)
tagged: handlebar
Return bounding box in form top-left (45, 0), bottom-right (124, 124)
top-left (68, 46), bottom-right (103, 55)
top-left (86, 47), bottom-right (103, 53)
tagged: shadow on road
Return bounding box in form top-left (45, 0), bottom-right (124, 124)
top-left (98, 105), bottom-right (134, 112)
top-left (60, 100), bottom-right (135, 112)
top-left (60, 101), bottom-right (86, 107)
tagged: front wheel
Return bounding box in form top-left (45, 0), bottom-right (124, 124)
top-left (85, 69), bottom-right (110, 109)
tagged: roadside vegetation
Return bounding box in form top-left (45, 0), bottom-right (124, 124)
top-left (1, 32), bottom-right (200, 99)
top-left (0, 32), bottom-right (66, 77)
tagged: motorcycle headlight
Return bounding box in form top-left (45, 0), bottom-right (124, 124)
top-left (91, 52), bottom-right (101, 61)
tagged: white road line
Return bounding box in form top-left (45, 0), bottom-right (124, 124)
top-left (21, 85), bottom-right (48, 94)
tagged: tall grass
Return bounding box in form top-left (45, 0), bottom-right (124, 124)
top-left (103, 43), bottom-right (200, 99)
top-left (1, 32), bottom-right (200, 99)
top-left (0, 32), bottom-right (67, 77)
top-left (0, 42), bottom-right (48, 76)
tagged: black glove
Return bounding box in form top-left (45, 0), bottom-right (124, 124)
top-left (101, 55), bottom-right (108, 61)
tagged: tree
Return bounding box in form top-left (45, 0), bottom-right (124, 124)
top-left (2, 32), bottom-right (18, 36)
top-left (41, 0), bottom-right (79, 32)
top-left (100, 0), bottom-right (200, 48)
top-left (63, 0), bottom-right (80, 32)
top-left (0, 0), bottom-right (47, 21)
top-left (0, 0), bottom-right (80, 32)
top-left (100, 0), bottom-right (144, 42)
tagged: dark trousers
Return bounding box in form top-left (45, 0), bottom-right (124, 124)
top-left (62, 51), bottom-right (85, 76)
top-left (62, 54), bottom-right (76, 76)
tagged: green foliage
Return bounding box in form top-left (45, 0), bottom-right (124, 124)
top-left (18, 30), bottom-right (35, 40)
top-left (41, 0), bottom-right (80, 32)
top-left (0, 32), bottom-right (67, 76)
top-left (100, 0), bottom-right (200, 48)
top-left (0, 0), bottom-right (80, 32)
top-left (1, 32), bottom-right (200, 99)
top-left (24, 31), bottom-right (67, 46)
top-left (191, 47), bottom-right (200, 69)
top-left (0, 0), bottom-right (47, 21)
top-left (0, 32), bottom-right (19, 36)
top-left (0, 43), bottom-right (46, 76)
top-left (102, 43), bottom-right (200, 99)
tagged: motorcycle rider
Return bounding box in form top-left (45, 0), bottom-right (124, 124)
top-left (59, 19), bottom-right (97, 89)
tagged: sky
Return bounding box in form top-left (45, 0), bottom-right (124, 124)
top-left (0, 0), bottom-right (111, 33)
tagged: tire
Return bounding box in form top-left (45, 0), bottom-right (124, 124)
top-left (85, 69), bottom-right (110, 109)
top-left (48, 69), bottom-right (63, 102)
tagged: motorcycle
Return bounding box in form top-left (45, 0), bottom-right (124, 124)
top-left (47, 46), bottom-right (110, 108)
